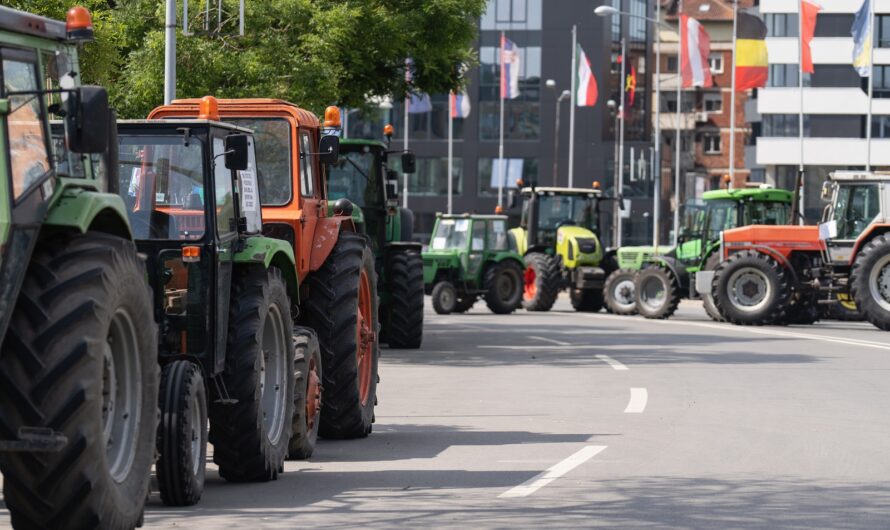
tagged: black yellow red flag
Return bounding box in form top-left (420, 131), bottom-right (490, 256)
top-left (735, 12), bottom-right (769, 91)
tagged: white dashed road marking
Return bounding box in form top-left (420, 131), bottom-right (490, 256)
top-left (596, 354), bottom-right (628, 370)
top-left (498, 445), bottom-right (608, 498)
top-left (529, 335), bottom-right (572, 346)
top-left (624, 388), bottom-right (648, 413)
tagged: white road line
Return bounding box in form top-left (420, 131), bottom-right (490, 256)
top-left (596, 354), bottom-right (628, 371)
top-left (624, 388), bottom-right (648, 413)
top-left (498, 445), bottom-right (607, 498)
top-left (529, 335), bottom-right (572, 346)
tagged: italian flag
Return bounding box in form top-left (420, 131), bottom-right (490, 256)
top-left (575, 44), bottom-right (598, 107)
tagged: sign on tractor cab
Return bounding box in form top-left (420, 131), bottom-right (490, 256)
top-left (423, 214), bottom-right (525, 315)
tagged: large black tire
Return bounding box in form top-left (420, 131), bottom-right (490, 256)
top-left (0, 232), bottom-right (158, 530)
top-left (604, 268), bottom-right (638, 315)
top-left (570, 288), bottom-right (604, 312)
top-left (850, 234), bottom-right (890, 331)
top-left (522, 252), bottom-right (560, 312)
top-left (210, 266), bottom-right (295, 482)
top-left (701, 254), bottom-right (725, 322)
top-left (634, 265), bottom-right (681, 319)
top-left (712, 250), bottom-right (792, 326)
top-left (484, 260), bottom-right (524, 314)
top-left (431, 281), bottom-right (457, 315)
top-left (453, 296), bottom-right (476, 313)
top-left (157, 360), bottom-right (207, 507)
top-left (303, 232), bottom-right (380, 439)
top-left (385, 250), bottom-right (424, 348)
top-left (288, 327), bottom-right (323, 460)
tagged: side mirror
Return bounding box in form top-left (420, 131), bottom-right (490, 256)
top-left (820, 180), bottom-right (833, 202)
top-left (401, 152), bottom-right (416, 174)
top-left (66, 85), bottom-right (109, 154)
top-left (225, 134), bottom-right (249, 171)
top-left (318, 134), bottom-right (340, 164)
top-left (386, 169), bottom-right (400, 200)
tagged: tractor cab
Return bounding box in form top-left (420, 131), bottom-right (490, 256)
top-left (514, 187), bottom-right (603, 254)
top-left (820, 171), bottom-right (890, 266)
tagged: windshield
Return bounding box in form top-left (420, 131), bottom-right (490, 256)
top-left (742, 200), bottom-right (791, 226)
top-left (431, 219), bottom-right (469, 250)
top-left (227, 118), bottom-right (291, 206)
top-left (833, 184), bottom-right (880, 240)
top-left (329, 148), bottom-right (381, 208)
top-left (118, 134), bottom-right (206, 240)
top-left (535, 194), bottom-right (598, 232)
top-left (702, 200), bottom-right (738, 241)
top-left (3, 52), bottom-right (51, 200)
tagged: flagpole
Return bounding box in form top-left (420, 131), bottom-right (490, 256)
top-left (653, 0), bottom-right (662, 248)
top-left (673, 0), bottom-right (683, 245)
top-left (498, 31), bottom-right (506, 207)
top-left (797, 0), bottom-right (805, 223)
top-left (729, 0), bottom-right (738, 187)
top-left (866, 0), bottom-right (875, 171)
top-left (403, 96), bottom-right (410, 209)
top-left (448, 94), bottom-right (454, 215)
top-left (616, 36), bottom-right (627, 247)
top-left (569, 24), bottom-right (578, 188)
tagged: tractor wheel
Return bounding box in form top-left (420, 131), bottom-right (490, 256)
top-left (210, 266), bottom-right (295, 482)
top-left (157, 360), bottom-right (207, 506)
top-left (823, 293), bottom-right (863, 321)
top-left (385, 250), bottom-right (424, 348)
top-left (604, 268), bottom-right (638, 315)
top-left (484, 260), bottom-right (524, 314)
top-left (850, 234), bottom-right (890, 331)
top-left (453, 296), bottom-right (477, 313)
top-left (431, 281), bottom-right (458, 315)
top-left (712, 250), bottom-right (792, 326)
top-left (522, 252), bottom-right (560, 312)
top-left (570, 288), bottom-right (604, 312)
top-left (634, 265), bottom-right (681, 319)
top-left (303, 232), bottom-right (379, 439)
top-left (288, 328), bottom-right (323, 460)
top-left (0, 232), bottom-right (158, 530)
top-left (701, 254), bottom-right (725, 322)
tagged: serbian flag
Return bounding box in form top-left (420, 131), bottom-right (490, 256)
top-left (575, 44), bottom-right (598, 107)
top-left (680, 15), bottom-right (713, 88)
top-left (801, 0), bottom-right (821, 74)
top-left (500, 35), bottom-right (521, 99)
top-left (734, 12), bottom-right (769, 91)
top-left (450, 91), bottom-right (471, 118)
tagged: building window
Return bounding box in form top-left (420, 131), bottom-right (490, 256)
top-left (708, 53), bottom-right (724, 74)
top-left (662, 92), bottom-right (694, 112)
top-left (766, 64), bottom-right (811, 87)
top-left (667, 55), bottom-right (678, 73)
top-left (703, 93), bottom-right (723, 113)
top-left (477, 157), bottom-right (538, 196)
top-left (872, 66), bottom-right (890, 98)
top-left (765, 13), bottom-right (799, 37)
top-left (877, 15), bottom-right (890, 48)
top-left (479, 44), bottom-right (541, 140)
top-left (611, 0), bottom-right (621, 42)
top-left (481, 0), bottom-right (543, 30)
top-left (762, 114), bottom-right (810, 136)
top-left (389, 156), bottom-right (463, 197)
top-left (703, 134), bottom-right (721, 154)
top-left (389, 95), bottom-right (465, 141)
top-left (629, 0), bottom-right (647, 43)
top-left (871, 115), bottom-right (890, 138)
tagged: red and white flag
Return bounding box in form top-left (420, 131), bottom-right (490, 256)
top-left (801, 0), bottom-right (821, 73)
top-left (450, 91), bottom-right (471, 118)
top-left (575, 44), bottom-right (598, 107)
top-left (680, 15), bottom-right (713, 88)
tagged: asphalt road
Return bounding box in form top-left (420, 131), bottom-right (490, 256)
top-left (3, 297), bottom-right (890, 528)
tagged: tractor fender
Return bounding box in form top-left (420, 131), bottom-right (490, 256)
top-left (308, 217), bottom-right (344, 271)
top-left (234, 236), bottom-right (299, 298)
top-left (851, 225), bottom-right (890, 264)
top-left (647, 255), bottom-right (689, 290)
top-left (45, 189), bottom-right (132, 239)
top-left (492, 251), bottom-right (526, 270)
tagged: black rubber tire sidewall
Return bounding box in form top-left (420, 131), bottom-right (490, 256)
top-left (604, 268), bottom-right (638, 315)
top-left (484, 260), bottom-right (524, 314)
top-left (712, 251), bottom-right (790, 326)
top-left (634, 265), bottom-right (681, 319)
top-left (522, 252), bottom-right (560, 312)
top-left (384, 250), bottom-right (424, 348)
top-left (702, 254), bottom-right (725, 322)
top-left (288, 327), bottom-right (323, 459)
top-left (850, 234), bottom-right (890, 331)
top-left (432, 281), bottom-right (458, 315)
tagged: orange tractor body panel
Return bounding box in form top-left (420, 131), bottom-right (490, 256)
top-left (722, 225), bottom-right (824, 261)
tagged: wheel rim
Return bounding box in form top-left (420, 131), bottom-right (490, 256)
top-left (497, 270), bottom-right (519, 301)
top-left (305, 355), bottom-right (322, 432)
top-left (356, 270), bottom-right (375, 406)
top-left (523, 268), bottom-right (537, 300)
top-left (260, 304), bottom-right (287, 445)
top-left (868, 254), bottom-right (890, 312)
top-left (639, 275), bottom-right (666, 311)
top-left (102, 308), bottom-right (142, 484)
top-left (727, 267), bottom-right (772, 313)
top-left (189, 388), bottom-right (202, 476)
top-left (438, 285), bottom-right (455, 311)
top-left (612, 278), bottom-right (635, 309)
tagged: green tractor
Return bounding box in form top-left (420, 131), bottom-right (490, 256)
top-left (604, 186), bottom-right (793, 319)
top-left (423, 213), bottom-right (526, 314)
top-left (508, 186), bottom-right (608, 312)
top-left (0, 7), bottom-right (159, 527)
top-left (328, 133), bottom-right (423, 348)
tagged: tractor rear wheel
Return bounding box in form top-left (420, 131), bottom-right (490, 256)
top-left (522, 252), bottom-right (560, 312)
top-left (484, 260), bottom-right (524, 314)
top-left (701, 254), bottom-right (725, 322)
top-left (0, 232), bottom-right (158, 530)
top-left (712, 250), bottom-right (791, 325)
top-left (157, 360), bottom-right (207, 506)
top-left (210, 266), bottom-right (295, 482)
top-left (303, 232), bottom-right (379, 439)
top-left (604, 268), bottom-right (637, 315)
top-left (288, 328), bottom-right (323, 459)
top-left (850, 234), bottom-right (890, 331)
top-left (634, 265), bottom-right (681, 319)
top-left (431, 281), bottom-right (458, 314)
top-left (570, 288), bottom-right (604, 312)
top-left (384, 250), bottom-right (423, 348)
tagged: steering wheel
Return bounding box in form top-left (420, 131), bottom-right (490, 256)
top-left (556, 220), bottom-right (577, 229)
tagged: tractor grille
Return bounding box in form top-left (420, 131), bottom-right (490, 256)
top-left (576, 238), bottom-right (598, 254)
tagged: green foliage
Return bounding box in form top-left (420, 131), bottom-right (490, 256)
top-left (9, 0), bottom-right (485, 118)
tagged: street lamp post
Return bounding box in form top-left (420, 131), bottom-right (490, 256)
top-left (546, 80), bottom-right (572, 187)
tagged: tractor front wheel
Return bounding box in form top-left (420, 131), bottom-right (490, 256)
top-left (850, 234), bottom-right (890, 331)
top-left (604, 268), bottom-right (637, 315)
top-left (712, 250), bottom-right (791, 325)
top-left (522, 252), bottom-right (560, 312)
top-left (484, 260), bottom-right (524, 314)
top-left (634, 265), bottom-right (681, 319)
top-left (431, 281), bottom-right (458, 314)
top-left (288, 328), bottom-right (323, 459)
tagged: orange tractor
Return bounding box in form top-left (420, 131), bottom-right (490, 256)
top-left (701, 171), bottom-right (890, 330)
top-left (150, 98), bottom-right (381, 441)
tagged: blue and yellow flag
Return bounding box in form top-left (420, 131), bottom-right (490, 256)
top-left (852, 0), bottom-right (872, 77)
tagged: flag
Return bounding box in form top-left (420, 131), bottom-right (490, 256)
top-left (852, 0), bottom-right (872, 76)
top-left (681, 15), bottom-right (713, 88)
top-left (500, 35), bottom-right (521, 99)
top-left (801, 0), bottom-right (821, 74)
top-left (404, 58), bottom-right (432, 113)
top-left (625, 59), bottom-right (637, 107)
top-left (575, 44), bottom-right (598, 107)
top-left (734, 12), bottom-right (769, 91)
top-left (450, 91), bottom-right (471, 118)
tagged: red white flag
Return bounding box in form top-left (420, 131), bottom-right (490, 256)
top-left (575, 44), bottom-right (598, 107)
top-left (801, 0), bottom-right (821, 73)
top-left (680, 15), bottom-right (713, 88)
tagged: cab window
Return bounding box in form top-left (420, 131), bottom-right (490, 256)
top-left (471, 219), bottom-right (486, 251)
top-left (488, 220), bottom-right (509, 251)
top-left (213, 137), bottom-right (236, 235)
top-left (299, 131), bottom-right (316, 198)
top-left (834, 184), bottom-right (880, 240)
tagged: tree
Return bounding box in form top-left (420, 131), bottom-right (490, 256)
top-left (10, 0), bottom-right (485, 118)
